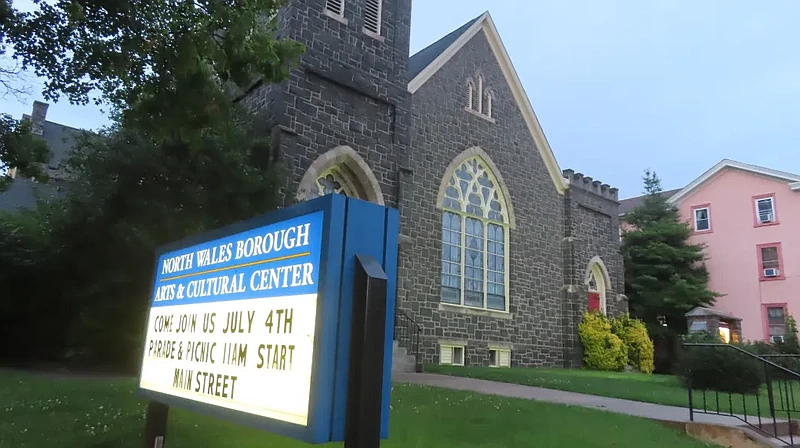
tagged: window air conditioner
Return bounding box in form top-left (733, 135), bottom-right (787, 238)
top-left (760, 213), bottom-right (774, 223)
top-left (772, 335), bottom-right (786, 344)
top-left (764, 268), bottom-right (780, 278)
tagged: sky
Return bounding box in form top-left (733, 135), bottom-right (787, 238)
top-left (3, 0), bottom-right (800, 198)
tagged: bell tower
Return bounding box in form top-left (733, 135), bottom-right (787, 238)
top-left (240, 0), bottom-right (413, 207)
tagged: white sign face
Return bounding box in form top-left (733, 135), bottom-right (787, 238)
top-left (138, 211), bottom-right (324, 426)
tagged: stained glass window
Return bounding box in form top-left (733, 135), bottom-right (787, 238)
top-left (587, 271), bottom-right (598, 292)
top-left (306, 166), bottom-right (358, 200)
top-left (440, 156), bottom-right (509, 311)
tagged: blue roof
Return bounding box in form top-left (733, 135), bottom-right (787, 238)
top-left (408, 14), bottom-right (483, 80)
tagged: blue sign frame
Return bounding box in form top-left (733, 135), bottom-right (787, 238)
top-left (136, 194), bottom-right (399, 444)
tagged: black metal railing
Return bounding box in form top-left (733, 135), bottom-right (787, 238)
top-left (683, 343), bottom-right (800, 446)
top-left (394, 308), bottom-right (423, 372)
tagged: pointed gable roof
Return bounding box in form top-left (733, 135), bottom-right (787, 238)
top-left (667, 159), bottom-right (800, 204)
top-left (408, 15), bottom-right (482, 80)
top-left (407, 12), bottom-right (569, 194)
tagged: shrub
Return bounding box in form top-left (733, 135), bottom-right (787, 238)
top-left (611, 314), bottom-right (655, 374)
top-left (678, 332), bottom-right (764, 394)
top-left (579, 312), bottom-right (628, 371)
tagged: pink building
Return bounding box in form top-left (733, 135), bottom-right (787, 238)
top-left (621, 160), bottom-right (800, 343)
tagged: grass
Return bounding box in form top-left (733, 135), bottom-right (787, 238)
top-left (0, 370), bottom-right (716, 448)
top-left (425, 365), bottom-right (800, 419)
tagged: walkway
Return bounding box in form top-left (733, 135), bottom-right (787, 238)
top-left (393, 373), bottom-right (774, 429)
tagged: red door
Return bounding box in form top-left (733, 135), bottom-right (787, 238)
top-left (588, 292), bottom-right (601, 312)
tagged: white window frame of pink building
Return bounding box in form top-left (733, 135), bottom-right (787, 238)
top-left (753, 194), bottom-right (778, 227)
top-left (691, 203), bottom-right (712, 233)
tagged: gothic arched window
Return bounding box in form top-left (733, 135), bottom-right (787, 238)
top-left (306, 165), bottom-right (359, 199)
top-left (440, 157), bottom-right (510, 311)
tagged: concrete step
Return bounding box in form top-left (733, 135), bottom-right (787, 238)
top-left (391, 339), bottom-right (417, 374)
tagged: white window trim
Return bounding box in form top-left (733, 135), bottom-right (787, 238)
top-left (693, 206), bottom-right (710, 231)
top-left (489, 348), bottom-right (511, 368)
top-left (755, 197), bottom-right (776, 224)
top-left (440, 344), bottom-right (465, 366)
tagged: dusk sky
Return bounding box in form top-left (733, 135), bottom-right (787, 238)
top-left (3, 0), bottom-right (799, 198)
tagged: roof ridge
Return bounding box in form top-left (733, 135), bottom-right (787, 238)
top-left (407, 13), bottom-right (485, 80)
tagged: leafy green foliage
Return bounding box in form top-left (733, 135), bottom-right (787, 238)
top-left (0, 114), bottom-right (51, 191)
top-left (579, 312), bottom-right (628, 371)
top-left (0, 107), bottom-right (283, 369)
top-left (678, 332), bottom-right (764, 394)
top-left (612, 314), bottom-right (655, 374)
top-left (622, 170), bottom-right (718, 339)
top-left (7, 0), bottom-right (303, 140)
top-left (0, 0), bottom-right (304, 369)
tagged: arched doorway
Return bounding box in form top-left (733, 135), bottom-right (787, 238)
top-left (585, 257), bottom-right (610, 315)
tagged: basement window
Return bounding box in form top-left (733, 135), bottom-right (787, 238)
top-left (489, 349), bottom-right (511, 368)
top-left (440, 345), bottom-right (465, 366)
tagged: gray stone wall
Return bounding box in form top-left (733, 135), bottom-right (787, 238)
top-left (238, 0), bottom-right (412, 206)
top-left (561, 171), bottom-right (626, 367)
top-left (236, 3), bottom-right (626, 370)
top-left (398, 30), bottom-right (567, 368)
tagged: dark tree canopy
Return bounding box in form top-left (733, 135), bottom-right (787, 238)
top-left (8, 0), bottom-right (302, 139)
top-left (622, 170), bottom-right (718, 339)
top-left (0, 114), bottom-right (50, 191)
top-left (0, 0), bottom-right (301, 368)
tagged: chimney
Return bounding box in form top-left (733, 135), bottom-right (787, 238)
top-left (30, 101), bottom-right (48, 136)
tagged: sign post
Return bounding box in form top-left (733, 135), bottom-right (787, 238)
top-left (144, 401), bottom-right (169, 448)
top-left (136, 195), bottom-right (399, 446)
top-left (345, 254), bottom-right (388, 448)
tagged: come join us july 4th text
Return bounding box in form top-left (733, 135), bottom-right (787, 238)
top-left (145, 222), bottom-right (314, 403)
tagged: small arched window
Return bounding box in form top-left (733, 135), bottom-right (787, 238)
top-left (476, 75), bottom-right (484, 113)
top-left (484, 91), bottom-right (493, 118)
top-left (440, 157), bottom-right (510, 311)
top-left (466, 80), bottom-right (475, 110)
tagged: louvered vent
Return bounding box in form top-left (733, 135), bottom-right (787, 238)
top-left (499, 350), bottom-right (511, 368)
top-left (326, 0), bottom-right (344, 17)
top-left (440, 346), bottom-right (453, 365)
top-left (364, 0), bottom-right (382, 34)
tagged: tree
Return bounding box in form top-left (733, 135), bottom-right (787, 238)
top-left (0, 0), bottom-right (31, 100)
top-left (622, 170), bottom-right (717, 340)
top-left (7, 0), bottom-right (302, 139)
top-left (0, 114), bottom-right (50, 191)
top-left (0, 0), bottom-right (301, 369)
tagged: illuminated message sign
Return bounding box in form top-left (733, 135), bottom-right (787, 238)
top-left (137, 195), bottom-right (399, 444)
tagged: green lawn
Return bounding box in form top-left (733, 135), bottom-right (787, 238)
top-left (0, 370), bottom-right (716, 448)
top-left (426, 365), bottom-right (800, 419)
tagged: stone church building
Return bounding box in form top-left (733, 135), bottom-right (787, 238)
top-left (239, 0), bottom-right (625, 368)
